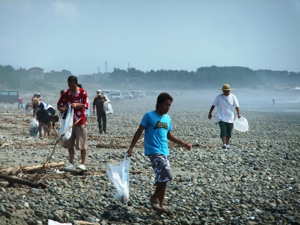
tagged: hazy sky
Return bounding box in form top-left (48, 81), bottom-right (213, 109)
top-left (1, 0), bottom-right (299, 75)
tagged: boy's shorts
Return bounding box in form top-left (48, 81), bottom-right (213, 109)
top-left (219, 121), bottom-right (233, 138)
top-left (63, 124), bottom-right (87, 150)
top-left (149, 154), bottom-right (172, 186)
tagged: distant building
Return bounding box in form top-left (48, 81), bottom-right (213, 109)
top-left (28, 67), bottom-right (44, 81)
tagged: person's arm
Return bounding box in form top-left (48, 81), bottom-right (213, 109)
top-left (236, 107), bottom-right (241, 118)
top-left (71, 103), bottom-right (85, 108)
top-left (93, 105), bottom-right (96, 115)
top-left (93, 99), bottom-right (96, 116)
top-left (126, 125), bottom-right (145, 157)
top-left (167, 131), bottom-right (192, 150)
top-left (57, 105), bottom-right (66, 112)
top-left (32, 105), bottom-right (36, 117)
top-left (208, 105), bottom-right (215, 120)
top-left (52, 123), bottom-right (58, 135)
top-left (74, 90), bottom-right (88, 109)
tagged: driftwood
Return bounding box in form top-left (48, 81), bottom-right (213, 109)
top-left (2, 166), bottom-right (21, 176)
top-left (59, 167), bottom-right (85, 175)
top-left (33, 118), bottom-right (81, 182)
top-left (0, 174), bottom-right (46, 189)
top-left (23, 162), bottom-right (66, 172)
top-left (1, 162), bottom-right (66, 175)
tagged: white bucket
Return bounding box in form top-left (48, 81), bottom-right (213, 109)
top-left (234, 117), bottom-right (249, 132)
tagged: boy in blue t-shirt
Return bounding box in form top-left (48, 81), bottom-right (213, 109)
top-left (127, 92), bottom-right (192, 215)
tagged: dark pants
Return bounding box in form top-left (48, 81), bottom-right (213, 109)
top-left (219, 121), bottom-right (233, 138)
top-left (97, 114), bottom-right (107, 132)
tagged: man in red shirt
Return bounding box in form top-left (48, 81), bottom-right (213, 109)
top-left (57, 76), bottom-right (89, 170)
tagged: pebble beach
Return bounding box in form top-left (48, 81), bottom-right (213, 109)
top-left (0, 89), bottom-right (300, 225)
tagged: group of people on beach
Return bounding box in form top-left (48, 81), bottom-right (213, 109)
top-left (32, 75), bottom-right (242, 215)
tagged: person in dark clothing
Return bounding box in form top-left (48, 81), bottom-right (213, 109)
top-left (93, 90), bottom-right (107, 133)
top-left (37, 108), bottom-right (59, 137)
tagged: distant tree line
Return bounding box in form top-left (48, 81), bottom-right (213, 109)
top-left (0, 65), bottom-right (72, 91)
top-left (87, 66), bottom-right (300, 89)
top-left (0, 64), bottom-right (299, 91)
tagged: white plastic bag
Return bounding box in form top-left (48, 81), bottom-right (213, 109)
top-left (104, 101), bottom-right (113, 114)
top-left (106, 154), bottom-right (131, 204)
top-left (29, 118), bottom-right (39, 136)
top-left (234, 116), bottom-right (249, 132)
top-left (48, 219), bottom-right (72, 225)
top-left (60, 105), bottom-right (74, 141)
top-left (85, 108), bottom-right (90, 118)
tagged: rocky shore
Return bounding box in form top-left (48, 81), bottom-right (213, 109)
top-left (0, 90), bottom-right (299, 225)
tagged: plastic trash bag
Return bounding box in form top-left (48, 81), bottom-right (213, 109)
top-left (85, 108), bottom-right (90, 118)
top-left (104, 101), bottom-right (113, 115)
top-left (60, 105), bottom-right (74, 141)
top-left (234, 116), bottom-right (249, 132)
top-left (29, 118), bottom-right (39, 136)
top-left (48, 219), bottom-right (72, 225)
top-left (106, 154), bottom-right (131, 204)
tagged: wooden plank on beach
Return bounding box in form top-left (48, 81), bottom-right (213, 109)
top-left (1, 162), bottom-right (66, 175)
top-left (23, 161), bottom-right (66, 172)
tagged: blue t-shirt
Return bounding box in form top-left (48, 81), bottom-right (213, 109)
top-left (140, 111), bottom-right (172, 156)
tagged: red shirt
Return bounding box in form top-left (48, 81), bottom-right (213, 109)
top-left (57, 88), bottom-right (89, 126)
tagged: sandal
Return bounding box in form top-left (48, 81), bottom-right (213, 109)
top-left (150, 197), bottom-right (160, 211)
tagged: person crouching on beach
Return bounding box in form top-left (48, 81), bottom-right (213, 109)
top-left (127, 92), bottom-right (192, 215)
top-left (36, 108), bottom-right (59, 138)
top-left (208, 84), bottom-right (242, 150)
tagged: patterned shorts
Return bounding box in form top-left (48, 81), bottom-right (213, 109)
top-left (149, 154), bottom-right (172, 186)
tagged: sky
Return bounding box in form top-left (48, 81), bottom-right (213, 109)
top-left (0, 0), bottom-right (300, 75)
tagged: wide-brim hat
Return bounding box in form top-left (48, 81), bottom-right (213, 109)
top-left (96, 90), bottom-right (102, 95)
top-left (219, 84), bottom-right (234, 91)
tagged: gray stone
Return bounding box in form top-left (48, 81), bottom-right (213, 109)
top-left (0, 204), bottom-right (5, 213)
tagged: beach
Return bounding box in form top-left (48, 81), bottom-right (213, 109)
top-left (0, 89), bottom-right (299, 224)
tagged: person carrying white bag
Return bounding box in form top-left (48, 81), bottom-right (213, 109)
top-left (57, 76), bottom-right (89, 171)
top-left (208, 84), bottom-right (242, 150)
top-left (126, 93), bottom-right (192, 215)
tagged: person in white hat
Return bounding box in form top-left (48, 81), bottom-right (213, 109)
top-left (208, 84), bottom-right (242, 150)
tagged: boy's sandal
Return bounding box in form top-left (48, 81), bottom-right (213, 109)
top-left (150, 197), bottom-right (161, 211)
top-left (150, 197), bottom-right (159, 204)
